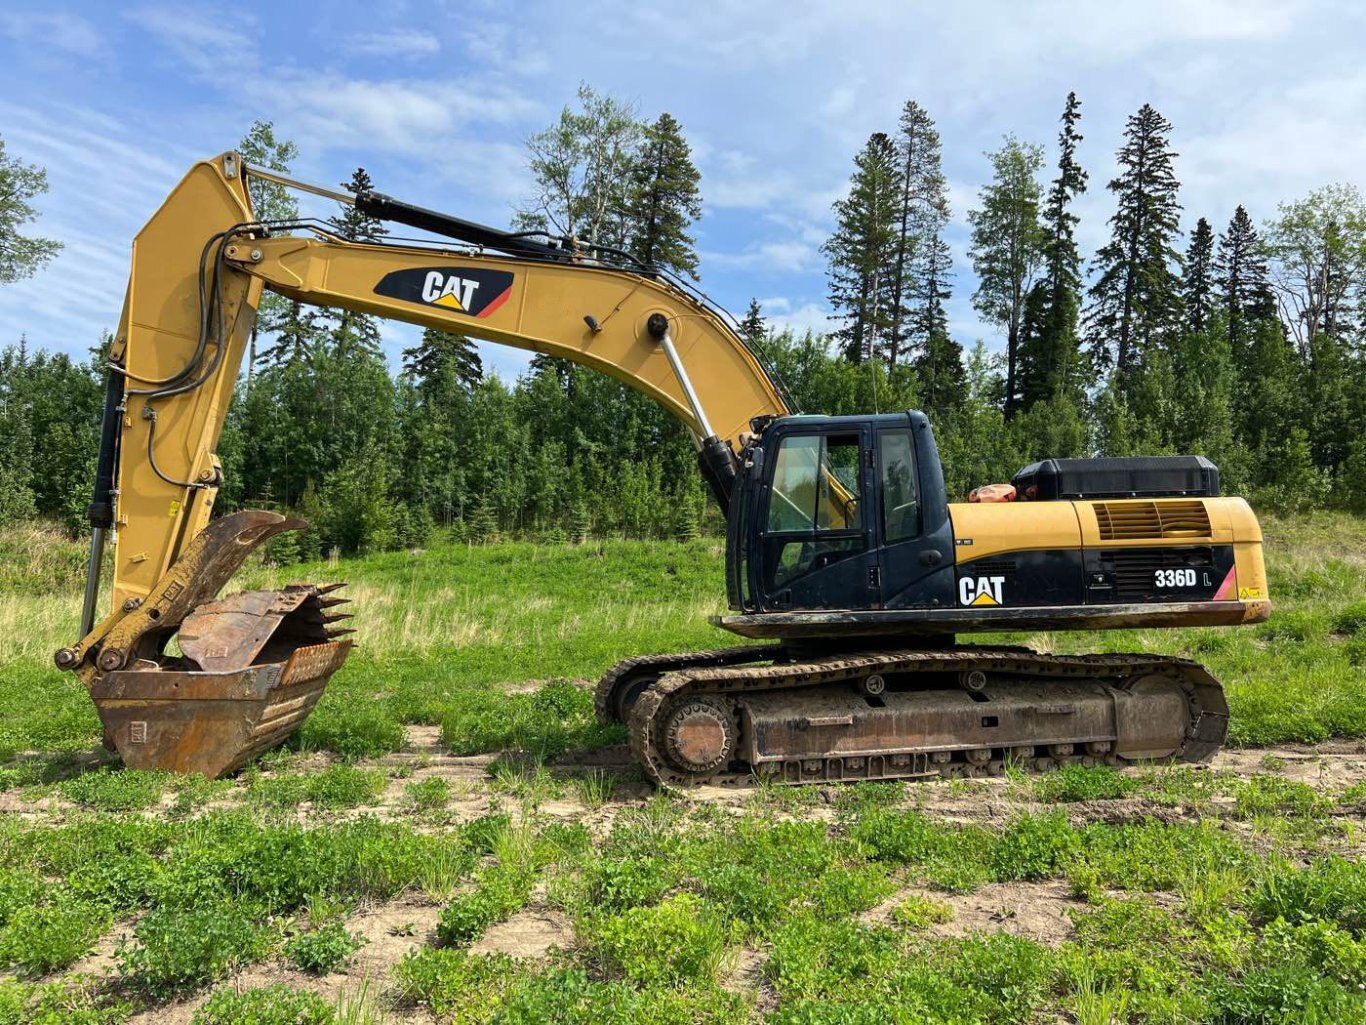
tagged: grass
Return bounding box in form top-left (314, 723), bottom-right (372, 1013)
top-left (0, 515), bottom-right (1363, 1019)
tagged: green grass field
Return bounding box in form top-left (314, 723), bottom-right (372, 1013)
top-left (0, 514), bottom-right (1363, 1023)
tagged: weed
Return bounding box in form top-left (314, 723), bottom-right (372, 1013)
top-left (0, 897), bottom-right (110, 975)
top-left (1203, 962), bottom-right (1364, 1024)
top-left (57, 769), bottom-right (168, 811)
top-left (249, 765), bottom-right (386, 810)
top-left (192, 985), bottom-right (334, 1024)
top-left (393, 948), bottom-right (516, 1019)
top-left (441, 681), bottom-right (623, 759)
top-left (572, 768), bottom-right (615, 809)
top-left (1033, 764), bottom-right (1136, 802)
top-left (117, 902), bottom-right (274, 997)
top-left (331, 976), bottom-right (386, 1025)
top-left (891, 894), bottom-right (955, 929)
top-left (581, 893), bottom-right (733, 987)
top-left (298, 702), bottom-right (405, 761)
top-left (402, 776), bottom-right (449, 812)
top-left (1332, 600), bottom-right (1366, 635)
top-left (417, 841), bottom-right (476, 903)
top-left (496, 968), bottom-right (750, 1025)
top-left (991, 810), bottom-right (1080, 882)
top-left (1250, 856), bottom-right (1366, 934)
top-left (285, 921), bottom-right (364, 975)
top-left (436, 824), bottom-right (538, 948)
top-left (1230, 775), bottom-right (1329, 819)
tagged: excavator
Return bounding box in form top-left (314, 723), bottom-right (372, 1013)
top-left (54, 152), bottom-right (1272, 785)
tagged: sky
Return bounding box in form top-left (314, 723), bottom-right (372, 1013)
top-left (2, 0), bottom-right (1365, 381)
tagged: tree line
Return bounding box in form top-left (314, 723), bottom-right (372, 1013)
top-left (1, 86), bottom-right (1363, 556)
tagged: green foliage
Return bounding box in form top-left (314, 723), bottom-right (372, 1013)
top-left (0, 898), bottom-right (110, 975)
top-left (991, 810), bottom-right (1081, 881)
top-left (581, 894), bottom-right (732, 986)
top-left (393, 948), bottom-right (517, 1020)
top-left (890, 894), bottom-right (955, 929)
top-left (0, 136), bottom-right (62, 285)
top-left (193, 985), bottom-right (334, 1025)
top-left (441, 680), bottom-right (622, 758)
top-left (1034, 764), bottom-right (1137, 802)
top-left (1250, 857), bottom-right (1366, 935)
top-left (402, 776), bottom-right (450, 811)
top-left (57, 769), bottom-right (169, 811)
top-left (117, 902), bottom-right (273, 997)
top-left (284, 921), bottom-right (363, 975)
top-left (297, 702), bottom-right (406, 760)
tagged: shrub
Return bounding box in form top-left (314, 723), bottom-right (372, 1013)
top-left (393, 948), bottom-right (516, 1019)
top-left (403, 776), bottom-right (450, 811)
top-left (582, 894), bottom-right (732, 987)
top-left (1332, 601), bottom-right (1366, 636)
top-left (284, 921), bottom-right (364, 975)
top-left (1203, 963), bottom-right (1363, 1024)
top-left (192, 985), bottom-right (334, 1025)
top-left (117, 902), bottom-right (273, 998)
top-left (991, 810), bottom-right (1080, 882)
top-left (305, 765), bottom-right (387, 809)
top-left (0, 898), bottom-right (110, 975)
top-left (440, 681), bottom-right (623, 759)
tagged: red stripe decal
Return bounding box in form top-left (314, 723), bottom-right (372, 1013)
top-left (478, 286), bottom-right (513, 318)
top-left (1213, 566), bottom-right (1237, 601)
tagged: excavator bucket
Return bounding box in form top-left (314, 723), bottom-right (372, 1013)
top-left (77, 512), bottom-right (354, 778)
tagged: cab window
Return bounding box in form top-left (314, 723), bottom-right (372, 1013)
top-left (767, 434), bottom-right (861, 533)
top-left (878, 429), bottom-right (919, 542)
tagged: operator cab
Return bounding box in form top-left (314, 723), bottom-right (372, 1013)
top-left (727, 411), bottom-right (955, 614)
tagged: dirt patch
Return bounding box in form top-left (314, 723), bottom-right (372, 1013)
top-left (1215, 744), bottom-right (1366, 790)
top-left (870, 881), bottom-right (1080, 947)
top-left (470, 908), bottom-right (573, 959)
top-left (345, 896), bottom-right (443, 975)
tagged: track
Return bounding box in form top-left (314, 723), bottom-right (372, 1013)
top-left (596, 645), bottom-right (1229, 788)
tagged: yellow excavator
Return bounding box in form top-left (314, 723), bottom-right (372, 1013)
top-left (55, 152), bottom-right (1271, 784)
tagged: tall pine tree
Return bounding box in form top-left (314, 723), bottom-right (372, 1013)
top-left (739, 298), bottom-right (766, 346)
top-left (1019, 92), bottom-right (1088, 409)
top-left (968, 136), bottom-right (1045, 414)
top-left (1215, 205), bottom-right (1272, 363)
top-left (1182, 217), bottom-right (1214, 336)
top-left (1086, 103), bottom-right (1183, 385)
top-left (625, 112), bottom-right (702, 279)
top-left (823, 132), bottom-right (901, 363)
top-left (403, 328), bottom-right (483, 394)
top-left (322, 168), bottom-right (388, 359)
top-left (887, 101), bottom-right (952, 369)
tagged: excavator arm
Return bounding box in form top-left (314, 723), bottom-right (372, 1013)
top-left (55, 152), bottom-right (790, 776)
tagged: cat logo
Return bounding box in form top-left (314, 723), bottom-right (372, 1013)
top-left (958, 575), bottom-right (1005, 606)
top-left (372, 266), bottom-right (515, 319)
top-left (422, 272), bottom-right (480, 311)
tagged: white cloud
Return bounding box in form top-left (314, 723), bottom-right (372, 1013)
top-left (759, 298), bottom-right (835, 337)
top-left (342, 29), bottom-right (441, 60)
top-left (123, 6), bottom-right (258, 75)
top-left (0, 11), bottom-right (106, 60)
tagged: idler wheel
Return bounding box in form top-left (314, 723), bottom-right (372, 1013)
top-left (662, 698), bottom-right (736, 774)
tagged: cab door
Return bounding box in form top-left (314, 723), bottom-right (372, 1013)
top-left (754, 428), bottom-right (879, 611)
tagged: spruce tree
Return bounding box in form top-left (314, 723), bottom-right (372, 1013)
top-left (1215, 205), bottom-right (1272, 361)
top-left (322, 168), bottom-right (388, 359)
top-left (739, 298), bottom-right (766, 346)
top-left (1018, 92), bottom-right (1087, 409)
top-left (403, 327), bottom-right (483, 394)
top-left (1182, 217), bottom-right (1215, 335)
top-left (968, 136), bottom-right (1046, 414)
top-left (823, 132), bottom-right (901, 363)
top-left (625, 113), bottom-right (702, 279)
top-left (909, 236), bottom-right (964, 414)
top-left (887, 101), bottom-right (948, 366)
top-left (1085, 103), bottom-right (1184, 384)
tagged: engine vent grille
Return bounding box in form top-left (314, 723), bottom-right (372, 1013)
top-left (1094, 500), bottom-right (1210, 541)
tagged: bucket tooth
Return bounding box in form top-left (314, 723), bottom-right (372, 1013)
top-left (315, 582), bottom-right (348, 596)
top-left (318, 596), bottom-right (352, 609)
top-left (326, 628), bottom-right (357, 639)
top-left (322, 613), bottom-right (354, 625)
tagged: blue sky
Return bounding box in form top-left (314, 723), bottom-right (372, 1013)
top-left (2, 0), bottom-right (1364, 381)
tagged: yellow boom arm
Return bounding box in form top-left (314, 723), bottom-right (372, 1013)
top-left (65, 152), bottom-right (789, 668)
